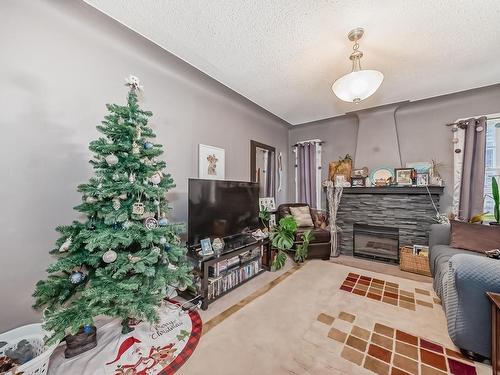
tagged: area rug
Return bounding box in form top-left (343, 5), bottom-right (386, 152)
top-left (48, 302), bottom-right (202, 374)
top-left (178, 260), bottom-right (490, 375)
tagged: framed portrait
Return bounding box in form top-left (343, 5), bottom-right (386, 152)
top-left (416, 173), bottom-right (429, 187)
top-left (199, 238), bottom-right (214, 256)
top-left (351, 176), bottom-right (366, 187)
top-left (199, 144), bottom-right (225, 180)
top-left (394, 168), bottom-right (413, 186)
top-left (405, 162), bottom-right (431, 174)
top-left (259, 197), bottom-right (276, 211)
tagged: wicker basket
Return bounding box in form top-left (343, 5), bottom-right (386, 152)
top-left (399, 246), bottom-right (432, 277)
top-left (0, 323), bottom-right (57, 375)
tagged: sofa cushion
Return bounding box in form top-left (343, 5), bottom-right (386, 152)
top-left (430, 245), bottom-right (483, 297)
top-left (289, 206), bottom-right (314, 227)
top-left (295, 228), bottom-right (330, 244)
top-left (450, 220), bottom-right (500, 253)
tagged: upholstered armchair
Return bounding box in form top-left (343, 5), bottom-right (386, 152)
top-left (276, 203), bottom-right (331, 260)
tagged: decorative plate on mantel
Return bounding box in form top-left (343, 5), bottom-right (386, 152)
top-left (370, 167), bottom-right (394, 186)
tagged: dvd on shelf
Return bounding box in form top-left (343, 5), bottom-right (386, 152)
top-left (207, 259), bottom-right (262, 300)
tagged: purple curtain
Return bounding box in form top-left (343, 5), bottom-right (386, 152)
top-left (297, 143), bottom-right (317, 207)
top-left (459, 116), bottom-right (487, 221)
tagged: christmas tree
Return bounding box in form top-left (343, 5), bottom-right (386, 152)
top-left (33, 76), bottom-right (192, 344)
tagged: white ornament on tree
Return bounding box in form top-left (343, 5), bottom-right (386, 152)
top-left (149, 172), bottom-right (162, 185)
top-left (119, 193), bottom-right (127, 200)
top-left (159, 237), bottom-right (167, 244)
top-left (129, 173), bottom-right (136, 183)
top-left (132, 202), bottom-right (145, 215)
top-left (105, 154), bottom-right (119, 166)
top-left (128, 254), bottom-right (141, 263)
top-left (112, 198), bottom-right (121, 210)
top-left (59, 237), bottom-right (72, 253)
top-left (102, 249), bottom-right (117, 263)
top-left (86, 196), bottom-right (98, 204)
top-left (132, 142), bottom-right (140, 155)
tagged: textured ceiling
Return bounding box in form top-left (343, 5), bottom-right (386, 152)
top-left (84, 0), bottom-right (500, 125)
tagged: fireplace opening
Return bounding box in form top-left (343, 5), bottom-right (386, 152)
top-left (353, 223), bottom-right (399, 263)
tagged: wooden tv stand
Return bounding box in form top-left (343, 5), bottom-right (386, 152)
top-left (187, 235), bottom-right (265, 310)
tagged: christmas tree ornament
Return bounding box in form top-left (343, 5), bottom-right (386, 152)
top-left (164, 243), bottom-right (171, 251)
top-left (87, 219), bottom-right (96, 230)
top-left (132, 142), bottom-right (140, 155)
top-left (151, 247), bottom-right (161, 255)
top-left (112, 198), bottom-right (121, 210)
top-left (144, 217), bottom-right (158, 230)
top-left (158, 216), bottom-right (169, 227)
top-left (102, 250), bottom-right (117, 263)
top-left (82, 325), bottom-right (93, 334)
top-left (167, 263), bottom-right (178, 271)
top-left (112, 223), bottom-right (122, 230)
top-left (128, 173), bottom-right (136, 183)
top-left (159, 237), bottom-right (167, 244)
top-left (118, 193), bottom-right (127, 200)
top-left (125, 75), bottom-right (143, 91)
top-left (86, 196), bottom-right (97, 204)
top-left (128, 254), bottom-right (141, 263)
top-left (149, 172), bottom-right (162, 185)
top-left (105, 154), bottom-right (119, 166)
top-left (112, 173), bottom-right (120, 181)
top-left (143, 142), bottom-right (153, 149)
top-left (132, 202), bottom-right (145, 215)
top-left (123, 220), bottom-right (132, 229)
top-left (69, 271), bottom-right (85, 284)
top-left (59, 237), bottom-right (72, 253)
top-left (153, 200), bottom-right (160, 206)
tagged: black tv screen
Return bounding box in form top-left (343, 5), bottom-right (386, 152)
top-left (188, 179), bottom-right (259, 245)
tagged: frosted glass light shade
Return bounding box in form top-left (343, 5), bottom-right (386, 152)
top-left (332, 69), bottom-right (383, 103)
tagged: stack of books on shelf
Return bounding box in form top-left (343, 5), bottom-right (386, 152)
top-left (207, 258), bottom-right (262, 300)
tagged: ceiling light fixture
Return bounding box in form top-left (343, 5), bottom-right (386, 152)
top-left (332, 28), bottom-right (383, 104)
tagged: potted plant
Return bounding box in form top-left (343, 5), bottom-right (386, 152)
top-left (270, 216), bottom-right (297, 270)
top-left (491, 176), bottom-right (499, 225)
top-left (293, 230), bottom-right (314, 263)
top-left (259, 208), bottom-right (271, 231)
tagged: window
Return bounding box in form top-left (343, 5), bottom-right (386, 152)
top-left (483, 118), bottom-right (500, 218)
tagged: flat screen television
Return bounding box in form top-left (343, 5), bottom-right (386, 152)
top-left (188, 179), bottom-right (259, 246)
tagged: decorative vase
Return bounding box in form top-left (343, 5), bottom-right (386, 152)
top-left (64, 326), bottom-right (97, 358)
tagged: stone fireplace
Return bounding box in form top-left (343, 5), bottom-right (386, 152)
top-left (336, 186), bottom-right (444, 259)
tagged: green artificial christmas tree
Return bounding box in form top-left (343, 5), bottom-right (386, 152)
top-left (33, 76), bottom-right (192, 345)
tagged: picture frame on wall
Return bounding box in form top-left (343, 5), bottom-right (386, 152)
top-left (416, 173), bottom-right (429, 187)
top-left (259, 197), bottom-right (276, 211)
top-left (394, 168), bottom-right (413, 186)
top-left (199, 144), bottom-right (225, 180)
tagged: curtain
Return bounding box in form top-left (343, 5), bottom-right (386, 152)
top-left (296, 142), bottom-right (317, 207)
top-left (455, 117), bottom-right (487, 221)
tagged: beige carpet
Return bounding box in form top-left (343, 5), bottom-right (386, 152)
top-left (179, 260), bottom-right (491, 375)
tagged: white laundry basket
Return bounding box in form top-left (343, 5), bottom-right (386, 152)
top-left (0, 323), bottom-right (57, 375)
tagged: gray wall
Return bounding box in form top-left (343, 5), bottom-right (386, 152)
top-left (0, 0), bottom-right (289, 332)
top-left (289, 85), bottom-right (500, 211)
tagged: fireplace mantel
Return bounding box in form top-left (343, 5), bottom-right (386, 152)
top-left (342, 186), bottom-right (444, 195)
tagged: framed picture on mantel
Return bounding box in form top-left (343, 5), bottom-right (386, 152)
top-left (395, 168), bottom-right (413, 186)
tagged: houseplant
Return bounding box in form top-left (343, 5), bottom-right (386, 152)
top-left (491, 176), bottom-right (499, 225)
top-left (270, 216), bottom-right (297, 270)
top-left (293, 230), bottom-right (314, 263)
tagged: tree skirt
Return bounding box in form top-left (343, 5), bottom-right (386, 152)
top-left (49, 302), bottom-right (202, 375)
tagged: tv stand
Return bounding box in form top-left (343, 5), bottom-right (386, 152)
top-left (187, 237), bottom-right (265, 310)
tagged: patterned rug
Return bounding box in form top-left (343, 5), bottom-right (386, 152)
top-left (175, 261), bottom-right (491, 375)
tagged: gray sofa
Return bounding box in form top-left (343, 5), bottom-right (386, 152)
top-left (429, 224), bottom-right (500, 359)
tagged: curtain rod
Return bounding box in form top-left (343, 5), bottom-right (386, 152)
top-left (292, 139), bottom-right (324, 147)
top-left (445, 116), bottom-right (500, 127)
